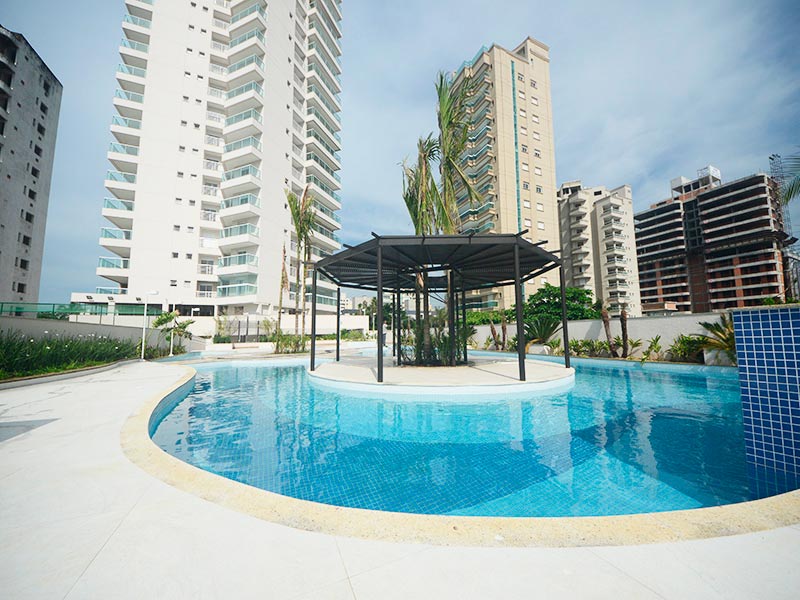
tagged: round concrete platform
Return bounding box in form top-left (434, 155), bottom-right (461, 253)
top-left (307, 354), bottom-right (575, 395)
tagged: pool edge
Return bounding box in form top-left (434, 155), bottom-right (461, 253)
top-left (120, 362), bottom-right (800, 548)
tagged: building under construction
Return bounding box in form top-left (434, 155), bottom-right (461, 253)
top-left (634, 166), bottom-right (795, 314)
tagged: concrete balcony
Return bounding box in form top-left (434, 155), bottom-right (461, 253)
top-left (222, 136), bottom-right (262, 169)
top-left (225, 81), bottom-right (263, 111)
top-left (306, 175), bottom-right (341, 211)
top-left (220, 193), bottom-right (260, 220)
top-left (229, 4), bottom-right (267, 36)
top-left (218, 223), bottom-right (259, 251)
top-left (105, 171), bottom-right (137, 200)
top-left (227, 28), bottom-right (265, 63)
top-left (196, 263), bottom-right (218, 282)
top-left (96, 257), bottom-right (130, 284)
top-left (110, 115), bottom-right (141, 146)
top-left (221, 164), bottom-right (261, 195)
top-left (217, 253), bottom-right (259, 276)
top-left (102, 198), bottom-right (135, 228)
top-left (116, 63), bottom-right (146, 94)
top-left (107, 142), bottom-right (139, 171)
top-left (226, 54), bottom-right (265, 88)
top-left (99, 228), bottom-right (132, 257)
top-left (216, 282), bottom-right (258, 302)
top-left (224, 108), bottom-right (263, 138)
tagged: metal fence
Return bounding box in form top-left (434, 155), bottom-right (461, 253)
top-left (0, 302), bottom-right (163, 318)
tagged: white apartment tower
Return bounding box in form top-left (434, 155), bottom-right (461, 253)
top-left (72, 0), bottom-right (342, 317)
top-left (0, 25), bottom-right (62, 303)
top-left (452, 37), bottom-right (558, 310)
top-left (557, 181), bottom-right (641, 317)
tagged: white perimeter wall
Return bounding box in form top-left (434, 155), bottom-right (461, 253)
top-left (474, 312), bottom-right (721, 350)
top-left (0, 316), bottom-right (173, 349)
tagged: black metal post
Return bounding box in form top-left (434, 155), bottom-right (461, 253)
top-left (310, 269), bottom-right (318, 371)
top-left (245, 314), bottom-right (249, 342)
top-left (447, 271), bottom-right (456, 366)
top-left (391, 294), bottom-right (396, 357)
top-left (461, 289), bottom-right (467, 363)
top-left (376, 244), bottom-right (384, 382)
top-left (513, 244), bottom-right (526, 381)
top-left (395, 288), bottom-right (401, 366)
top-left (335, 287), bottom-right (341, 362)
top-left (559, 264), bottom-right (571, 369)
top-left (237, 320), bottom-right (241, 343)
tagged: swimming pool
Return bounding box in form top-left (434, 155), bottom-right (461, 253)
top-left (150, 358), bottom-right (788, 517)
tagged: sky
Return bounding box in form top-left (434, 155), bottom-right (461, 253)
top-left (1, 0), bottom-right (799, 302)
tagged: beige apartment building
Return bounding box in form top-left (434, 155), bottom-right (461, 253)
top-left (557, 181), bottom-right (641, 317)
top-left (453, 37), bottom-right (558, 310)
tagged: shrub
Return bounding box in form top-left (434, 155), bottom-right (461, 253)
top-left (699, 313), bottom-right (737, 365)
top-left (667, 334), bottom-right (704, 363)
top-left (524, 314), bottom-right (562, 344)
top-left (274, 333), bottom-right (306, 354)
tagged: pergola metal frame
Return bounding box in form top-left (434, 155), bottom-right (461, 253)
top-left (308, 232), bottom-right (572, 382)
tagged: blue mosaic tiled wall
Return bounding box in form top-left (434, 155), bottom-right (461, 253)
top-left (733, 306), bottom-right (800, 497)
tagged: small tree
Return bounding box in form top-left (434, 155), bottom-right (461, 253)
top-left (522, 284), bottom-right (601, 322)
top-left (699, 313), bottom-right (737, 365)
top-left (153, 311), bottom-right (195, 356)
top-left (601, 307), bottom-right (619, 358)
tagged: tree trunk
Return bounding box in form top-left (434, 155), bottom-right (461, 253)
top-left (300, 244), bottom-right (310, 340)
top-left (620, 309), bottom-right (629, 358)
top-left (293, 239), bottom-right (301, 336)
top-left (602, 308), bottom-right (619, 358)
top-left (500, 314), bottom-right (508, 351)
top-left (277, 243), bottom-right (286, 337)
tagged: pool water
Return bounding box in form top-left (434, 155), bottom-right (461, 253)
top-left (151, 359), bottom-right (774, 517)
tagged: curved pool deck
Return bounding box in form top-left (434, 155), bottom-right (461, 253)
top-left (3, 360), bottom-right (800, 599)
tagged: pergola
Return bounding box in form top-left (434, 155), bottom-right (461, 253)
top-left (309, 233), bottom-right (572, 382)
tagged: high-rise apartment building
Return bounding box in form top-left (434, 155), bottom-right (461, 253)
top-left (452, 37), bottom-right (557, 310)
top-left (635, 166), bottom-right (793, 313)
top-left (557, 181), bottom-right (641, 317)
top-left (71, 0), bottom-right (342, 318)
top-left (0, 25), bottom-right (62, 302)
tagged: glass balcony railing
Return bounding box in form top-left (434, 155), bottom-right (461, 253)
top-left (106, 170), bottom-right (136, 183)
top-left (313, 201), bottom-right (340, 223)
top-left (227, 81), bottom-right (263, 100)
top-left (311, 223), bottom-right (340, 242)
top-left (114, 89), bottom-right (144, 103)
top-left (120, 38), bottom-right (149, 53)
top-left (307, 84), bottom-right (341, 122)
top-left (123, 14), bottom-right (151, 28)
top-left (96, 287), bottom-right (128, 295)
top-left (103, 198), bottom-right (134, 211)
top-left (229, 28), bottom-right (266, 49)
top-left (98, 257), bottom-right (129, 269)
top-left (207, 87), bottom-right (226, 99)
top-left (307, 107), bottom-right (341, 141)
top-left (463, 220), bottom-right (495, 235)
top-left (459, 201), bottom-right (495, 220)
top-left (100, 227), bottom-right (132, 240)
top-left (219, 253), bottom-right (259, 267)
top-left (224, 136), bottom-right (262, 153)
top-left (306, 175), bottom-right (341, 202)
top-left (221, 223), bottom-right (259, 237)
top-left (307, 129), bottom-right (340, 160)
top-left (221, 193), bottom-right (260, 210)
top-left (231, 4), bottom-right (267, 24)
top-left (217, 283), bottom-right (258, 297)
top-left (307, 152), bottom-right (340, 182)
top-left (109, 142), bottom-right (139, 155)
top-left (117, 63), bottom-right (146, 78)
top-left (202, 185), bottom-right (219, 196)
top-left (225, 108), bottom-right (262, 126)
top-left (308, 41), bottom-right (340, 77)
top-left (227, 54), bottom-right (265, 75)
top-left (223, 165), bottom-right (261, 181)
top-left (111, 115), bottom-right (141, 129)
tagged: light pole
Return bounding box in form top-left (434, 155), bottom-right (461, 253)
top-left (140, 290), bottom-right (159, 361)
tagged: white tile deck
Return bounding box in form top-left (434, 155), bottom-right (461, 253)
top-left (0, 361), bottom-right (798, 599)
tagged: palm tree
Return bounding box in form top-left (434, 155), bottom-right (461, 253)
top-left (699, 313), bottom-right (737, 365)
top-left (620, 308), bottom-right (629, 358)
top-left (601, 307), bottom-right (619, 358)
top-left (779, 151), bottom-right (800, 205)
top-left (435, 71), bottom-right (480, 232)
top-left (153, 310), bottom-right (195, 356)
top-left (286, 186), bottom-right (314, 337)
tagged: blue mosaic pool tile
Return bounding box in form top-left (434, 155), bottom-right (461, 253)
top-left (733, 306), bottom-right (800, 494)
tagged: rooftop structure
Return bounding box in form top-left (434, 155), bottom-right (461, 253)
top-left (0, 24), bottom-right (62, 302)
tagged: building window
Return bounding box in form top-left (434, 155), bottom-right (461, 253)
top-left (187, 226), bottom-right (195, 233)
top-left (531, 96), bottom-right (539, 106)
top-left (534, 166), bottom-right (543, 176)
top-left (34, 145), bottom-right (42, 157)
top-left (534, 149), bottom-right (541, 158)
top-left (523, 200), bottom-right (531, 209)
top-left (28, 189), bottom-right (37, 200)
top-left (517, 73), bottom-right (524, 82)
top-left (536, 202), bottom-right (544, 212)
top-left (537, 221), bottom-right (545, 230)
top-left (170, 280), bottom-right (177, 287)
top-left (524, 218), bottom-right (532, 227)
top-left (177, 172), bottom-right (184, 178)
top-left (522, 181), bottom-right (530, 190)
top-left (520, 126), bottom-right (528, 136)
top-left (173, 225), bottom-right (181, 231)
top-left (172, 252), bottom-right (179, 258)
top-left (532, 131), bottom-right (541, 141)
top-left (25, 212), bottom-right (34, 223)
top-left (22, 235), bottom-right (31, 246)
top-left (521, 144), bottom-right (528, 153)
top-left (519, 109), bottom-right (527, 118)
top-left (186, 253), bottom-right (192, 259)
top-left (521, 162), bottom-right (529, 172)
top-left (536, 185), bottom-right (543, 194)
top-left (17, 283), bottom-right (26, 293)
top-left (530, 80), bottom-right (537, 88)
top-left (518, 90), bottom-right (526, 100)
top-left (37, 124), bottom-right (46, 136)
top-left (31, 166), bottom-right (40, 178)
top-left (20, 259), bottom-right (29, 270)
